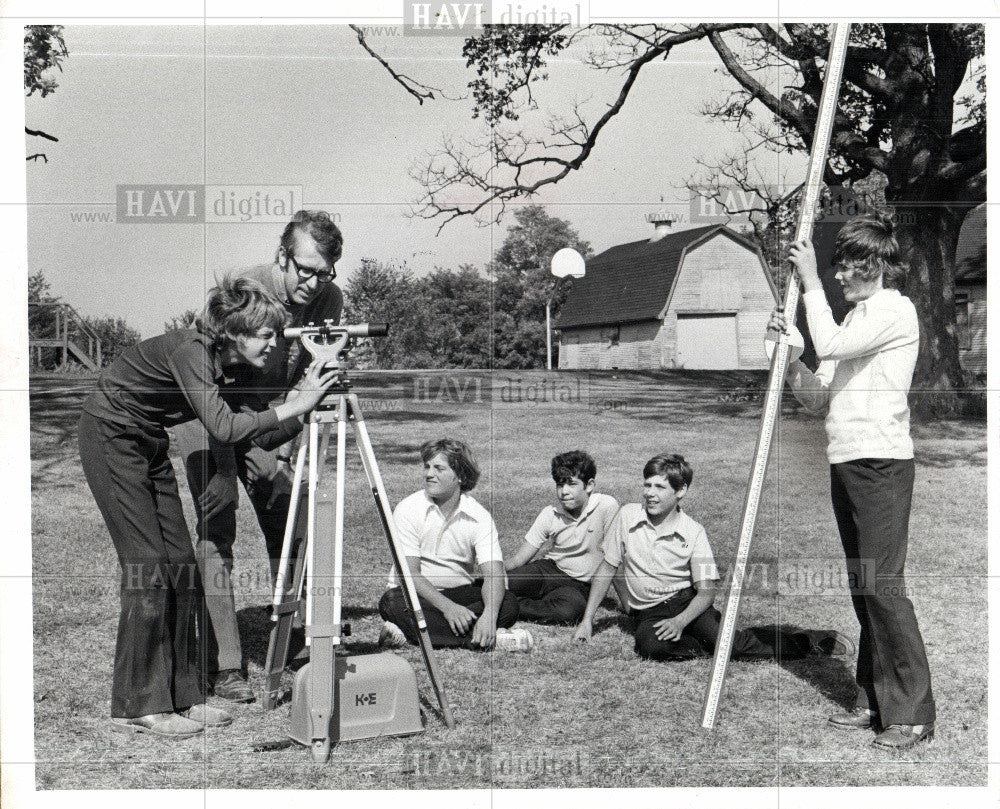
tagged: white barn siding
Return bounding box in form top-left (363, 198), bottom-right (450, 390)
top-left (558, 322), bottom-right (661, 370)
top-left (958, 284), bottom-right (986, 375)
top-left (657, 233), bottom-right (775, 370)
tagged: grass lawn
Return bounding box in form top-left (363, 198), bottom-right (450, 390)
top-left (28, 370), bottom-right (987, 789)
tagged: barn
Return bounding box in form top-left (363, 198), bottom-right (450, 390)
top-left (954, 203), bottom-right (986, 378)
top-left (556, 215), bottom-right (779, 371)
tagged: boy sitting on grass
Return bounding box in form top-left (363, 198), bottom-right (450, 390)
top-left (378, 438), bottom-right (533, 652)
top-left (504, 451), bottom-right (621, 625)
top-left (573, 453), bottom-right (850, 661)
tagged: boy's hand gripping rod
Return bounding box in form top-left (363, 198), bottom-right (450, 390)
top-left (701, 24), bottom-right (851, 730)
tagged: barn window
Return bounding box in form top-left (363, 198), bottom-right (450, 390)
top-left (601, 325), bottom-right (620, 346)
top-left (955, 292), bottom-right (971, 351)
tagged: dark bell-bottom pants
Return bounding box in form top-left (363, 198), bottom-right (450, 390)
top-left (78, 411), bottom-right (204, 718)
top-left (831, 458), bottom-right (935, 725)
top-left (173, 418), bottom-right (289, 677)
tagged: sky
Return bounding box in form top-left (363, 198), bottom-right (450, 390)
top-left (24, 24), bottom-right (807, 336)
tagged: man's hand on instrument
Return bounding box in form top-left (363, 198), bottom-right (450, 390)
top-left (788, 239), bottom-right (822, 292)
top-left (199, 469), bottom-right (239, 520)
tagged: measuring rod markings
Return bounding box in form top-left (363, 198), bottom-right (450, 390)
top-left (701, 24), bottom-right (851, 730)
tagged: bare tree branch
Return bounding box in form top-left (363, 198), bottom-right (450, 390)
top-left (708, 31), bottom-right (808, 135)
top-left (26, 127), bottom-right (58, 141)
top-left (350, 24), bottom-right (447, 104)
top-left (411, 23), bottom-right (748, 230)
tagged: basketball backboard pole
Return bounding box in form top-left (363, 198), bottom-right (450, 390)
top-left (548, 248), bottom-right (586, 370)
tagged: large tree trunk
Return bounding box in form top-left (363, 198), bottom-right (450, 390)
top-left (891, 203), bottom-right (967, 408)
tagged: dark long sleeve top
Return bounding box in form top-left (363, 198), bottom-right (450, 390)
top-left (82, 329), bottom-right (301, 448)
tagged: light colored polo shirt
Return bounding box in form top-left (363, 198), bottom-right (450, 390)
top-left (790, 288), bottom-right (918, 464)
top-left (386, 489), bottom-right (504, 590)
top-left (523, 492), bottom-right (620, 582)
top-left (602, 503), bottom-right (720, 611)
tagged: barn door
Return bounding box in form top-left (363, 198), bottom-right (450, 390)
top-left (675, 313), bottom-right (739, 369)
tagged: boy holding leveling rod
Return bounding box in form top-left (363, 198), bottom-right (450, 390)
top-left (769, 214), bottom-right (935, 750)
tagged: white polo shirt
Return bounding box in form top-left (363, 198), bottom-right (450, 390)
top-left (790, 288), bottom-right (918, 464)
top-left (602, 503), bottom-right (720, 611)
top-left (523, 492), bottom-right (620, 582)
top-left (386, 489), bottom-right (504, 590)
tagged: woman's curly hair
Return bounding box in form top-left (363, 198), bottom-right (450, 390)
top-left (196, 274), bottom-right (288, 347)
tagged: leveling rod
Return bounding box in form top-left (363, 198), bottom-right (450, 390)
top-left (700, 24), bottom-right (852, 731)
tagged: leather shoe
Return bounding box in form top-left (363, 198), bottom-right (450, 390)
top-left (181, 703), bottom-right (233, 728)
top-left (110, 712), bottom-right (203, 739)
top-left (802, 629), bottom-right (857, 659)
top-left (212, 669), bottom-right (255, 703)
top-left (872, 723), bottom-right (934, 750)
top-left (828, 706), bottom-right (877, 730)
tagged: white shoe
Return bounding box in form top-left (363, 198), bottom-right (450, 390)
top-left (495, 627), bottom-right (534, 653)
top-left (378, 621), bottom-right (407, 648)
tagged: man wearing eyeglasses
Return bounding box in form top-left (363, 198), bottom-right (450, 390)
top-left (176, 210), bottom-right (343, 702)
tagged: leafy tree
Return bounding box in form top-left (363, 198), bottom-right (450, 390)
top-left (28, 270), bottom-right (55, 303)
top-left (361, 23), bottom-right (984, 393)
top-left (83, 316), bottom-right (141, 368)
top-left (24, 25), bottom-right (68, 163)
top-left (490, 206), bottom-right (591, 368)
top-left (27, 270), bottom-right (60, 367)
top-left (342, 259), bottom-right (430, 368)
top-left (692, 24), bottom-right (984, 395)
top-left (421, 266), bottom-right (492, 368)
top-left (164, 309), bottom-right (199, 332)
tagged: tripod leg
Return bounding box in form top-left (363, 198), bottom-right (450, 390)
top-left (262, 427), bottom-right (317, 710)
top-left (272, 440), bottom-right (308, 610)
top-left (305, 416), bottom-right (320, 633)
top-left (348, 394), bottom-right (457, 729)
top-left (332, 396), bottom-right (347, 651)
top-left (261, 506), bottom-right (308, 710)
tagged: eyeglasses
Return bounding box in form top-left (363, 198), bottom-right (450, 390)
top-left (287, 253), bottom-right (335, 283)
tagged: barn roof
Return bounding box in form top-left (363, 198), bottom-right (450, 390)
top-left (556, 225), bottom-right (768, 329)
top-left (955, 204), bottom-right (985, 284)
